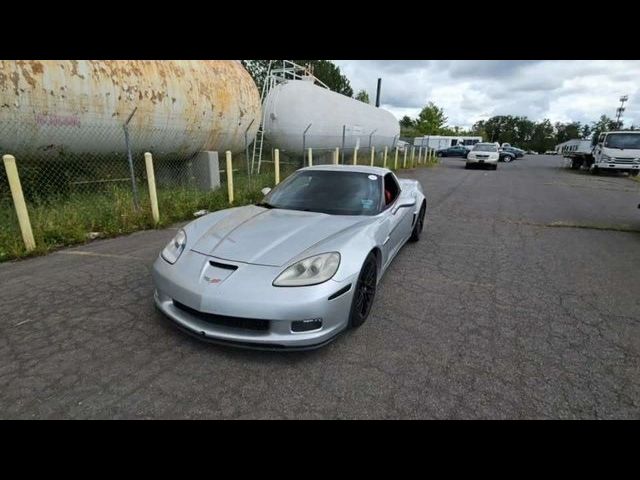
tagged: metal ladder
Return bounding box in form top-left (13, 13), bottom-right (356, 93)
top-left (249, 60), bottom-right (330, 175)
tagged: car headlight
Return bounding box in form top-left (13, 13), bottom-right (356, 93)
top-left (161, 229), bottom-right (187, 264)
top-left (273, 252), bottom-right (340, 287)
top-left (602, 154), bottom-right (612, 162)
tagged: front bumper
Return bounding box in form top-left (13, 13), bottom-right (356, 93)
top-left (595, 162), bottom-right (640, 171)
top-left (466, 157), bottom-right (498, 165)
top-left (152, 250), bottom-right (358, 350)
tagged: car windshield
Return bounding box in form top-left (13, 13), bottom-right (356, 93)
top-left (262, 170), bottom-right (382, 216)
top-left (604, 133), bottom-right (640, 150)
top-left (473, 144), bottom-right (498, 152)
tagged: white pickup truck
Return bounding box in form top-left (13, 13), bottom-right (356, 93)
top-left (564, 131), bottom-right (640, 176)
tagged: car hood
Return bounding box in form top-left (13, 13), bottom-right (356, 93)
top-left (190, 205), bottom-right (368, 267)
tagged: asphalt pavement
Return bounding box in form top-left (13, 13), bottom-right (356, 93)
top-left (1, 155), bottom-right (639, 419)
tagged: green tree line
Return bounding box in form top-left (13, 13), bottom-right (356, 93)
top-left (401, 103), bottom-right (633, 153)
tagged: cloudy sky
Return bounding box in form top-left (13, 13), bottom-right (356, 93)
top-left (333, 61), bottom-right (640, 129)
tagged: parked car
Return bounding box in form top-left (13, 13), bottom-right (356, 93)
top-left (437, 145), bottom-right (469, 158)
top-left (152, 165), bottom-right (427, 350)
top-left (526, 150), bottom-right (538, 155)
top-left (502, 146), bottom-right (524, 158)
top-left (498, 149), bottom-right (516, 162)
top-left (466, 143), bottom-right (499, 170)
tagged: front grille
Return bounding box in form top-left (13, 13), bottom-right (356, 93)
top-left (611, 158), bottom-right (634, 164)
top-left (476, 155), bottom-right (489, 158)
top-left (173, 301), bottom-right (269, 331)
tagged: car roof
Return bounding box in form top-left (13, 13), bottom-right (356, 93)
top-left (298, 165), bottom-right (392, 176)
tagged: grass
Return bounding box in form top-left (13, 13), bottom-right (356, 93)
top-left (0, 167), bottom-right (288, 263)
top-left (0, 152), bottom-right (434, 263)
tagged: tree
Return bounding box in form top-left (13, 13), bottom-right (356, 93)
top-left (241, 60), bottom-right (354, 97)
top-left (415, 102), bottom-right (448, 135)
top-left (293, 60), bottom-right (353, 97)
top-left (400, 116), bottom-right (415, 128)
top-left (590, 115), bottom-right (618, 145)
top-left (554, 121), bottom-right (582, 145)
top-left (355, 90), bottom-right (370, 104)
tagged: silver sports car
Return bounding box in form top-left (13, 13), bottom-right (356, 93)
top-left (152, 165), bottom-right (426, 350)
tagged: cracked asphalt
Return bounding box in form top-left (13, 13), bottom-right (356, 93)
top-left (1, 155), bottom-right (639, 419)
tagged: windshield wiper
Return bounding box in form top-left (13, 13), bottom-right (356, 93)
top-left (255, 201), bottom-right (277, 209)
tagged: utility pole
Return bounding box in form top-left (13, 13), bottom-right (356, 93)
top-left (615, 95), bottom-right (628, 129)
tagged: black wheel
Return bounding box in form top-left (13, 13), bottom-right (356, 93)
top-left (348, 253), bottom-right (377, 328)
top-left (491, 164), bottom-right (497, 170)
top-left (570, 159), bottom-right (580, 170)
top-left (591, 166), bottom-right (599, 175)
top-left (464, 163), bottom-right (470, 169)
top-left (629, 170), bottom-right (639, 177)
top-left (503, 155), bottom-right (512, 163)
top-left (410, 203), bottom-right (426, 242)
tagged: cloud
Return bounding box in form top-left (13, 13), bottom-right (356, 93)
top-left (333, 60), bottom-right (640, 129)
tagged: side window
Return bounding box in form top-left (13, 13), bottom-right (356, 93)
top-left (383, 173), bottom-right (401, 207)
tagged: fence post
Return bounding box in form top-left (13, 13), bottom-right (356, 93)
top-left (144, 152), bottom-right (160, 225)
top-left (353, 147), bottom-right (358, 165)
top-left (418, 147), bottom-right (423, 165)
top-left (341, 125), bottom-right (346, 164)
top-left (225, 151), bottom-right (234, 204)
top-left (383, 146), bottom-right (388, 168)
top-left (308, 148), bottom-right (313, 167)
top-left (394, 147), bottom-right (399, 169)
top-left (334, 147), bottom-right (339, 165)
top-left (274, 148), bottom-right (280, 185)
top-left (3, 154), bottom-right (36, 252)
top-left (403, 148), bottom-right (407, 168)
top-left (411, 147), bottom-right (415, 167)
top-left (370, 146), bottom-right (375, 166)
top-left (123, 107), bottom-right (140, 210)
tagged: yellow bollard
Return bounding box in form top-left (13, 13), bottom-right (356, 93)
top-left (353, 148), bottom-right (358, 165)
top-left (3, 155), bottom-right (36, 252)
top-left (144, 152), bottom-right (160, 225)
top-left (403, 148), bottom-right (407, 168)
top-left (383, 146), bottom-right (388, 168)
top-left (274, 149), bottom-right (280, 185)
top-left (370, 146), bottom-right (375, 166)
top-left (225, 151), bottom-right (234, 204)
top-left (334, 147), bottom-right (339, 165)
top-left (308, 148), bottom-right (313, 167)
top-left (394, 147), bottom-right (399, 169)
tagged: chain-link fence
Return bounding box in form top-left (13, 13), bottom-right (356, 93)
top-left (1, 112), bottom-right (436, 262)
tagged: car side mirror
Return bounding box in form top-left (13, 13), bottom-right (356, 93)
top-left (261, 187), bottom-right (272, 196)
top-left (392, 198), bottom-right (416, 215)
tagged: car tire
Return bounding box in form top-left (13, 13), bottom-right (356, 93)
top-left (464, 163), bottom-right (470, 169)
top-left (410, 203), bottom-right (426, 242)
top-left (630, 170), bottom-right (639, 177)
top-left (503, 156), bottom-right (512, 163)
top-left (492, 164), bottom-right (497, 170)
top-left (591, 166), bottom-right (599, 175)
top-left (348, 252), bottom-right (378, 329)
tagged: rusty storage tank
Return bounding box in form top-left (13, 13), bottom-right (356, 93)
top-left (262, 78), bottom-right (399, 153)
top-left (0, 60), bottom-right (261, 157)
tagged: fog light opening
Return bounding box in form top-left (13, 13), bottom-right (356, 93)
top-left (291, 318), bottom-right (323, 333)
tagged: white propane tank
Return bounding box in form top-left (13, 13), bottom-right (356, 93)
top-left (263, 79), bottom-right (399, 153)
